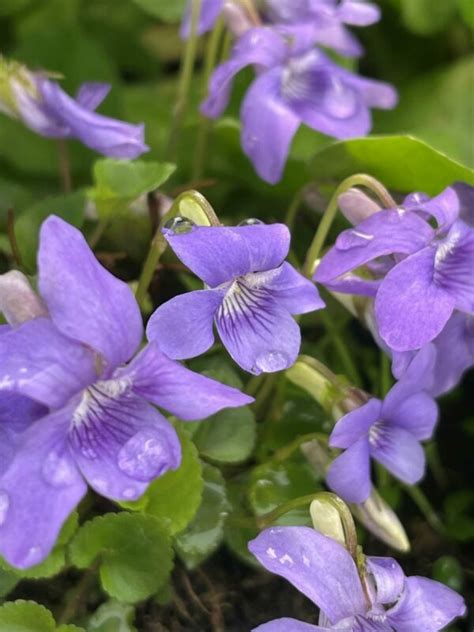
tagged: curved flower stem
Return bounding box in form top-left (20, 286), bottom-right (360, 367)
top-left (403, 483), bottom-right (445, 534)
top-left (284, 187), bottom-right (305, 233)
top-left (303, 174), bottom-right (396, 277)
top-left (57, 139), bottom-right (72, 193)
top-left (272, 432), bottom-right (328, 463)
top-left (166, 0), bottom-right (202, 161)
top-left (256, 491), bottom-right (358, 562)
top-left (192, 17), bottom-right (225, 180)
top-left (135, 190), bottom-right (220, 308)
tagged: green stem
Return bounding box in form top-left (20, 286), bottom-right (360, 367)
top-left (379, 351), bottom-right (392, 397)
top-left (320, 310), bottom-right (362, 386)
top-left (284, 187), bottom-right (305, 233)
top-left (88, 217), bottom-right (109, 249)
top-left (135, 228), bottom-right (168, 309)
top-left (252, 373), bottom-right (278, 415)
top-left (192, 17), bottom-right (225, 180)
top-left (403, 484), bottom-right (445, 534)
top-left (272, 432), bottom-right (328, 463)
top-left (165, 0), bottom-right (202, 161)
top-left (303, 174), bottom-right (396, 277)
top-left (58, 561), bottom-right (99, 624)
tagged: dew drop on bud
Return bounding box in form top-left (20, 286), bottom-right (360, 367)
top-left (0, 490), bottom-right (9, 526)
top-left (164, 216), bottom-right (195, 234)
top-left (238, 218), bottom-right (264, 226)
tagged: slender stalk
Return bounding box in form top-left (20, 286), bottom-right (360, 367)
top-left (403, 484), bottom-right (445, 534)
top-left (135, 228), bottom-right (168, 309)
top-left (272, 432), bottom-right (328, 463)
top-left (252, 373), bottom-right (278, 416)
top-left (165, 0), bottom-right (202, 161)
top-left (379, 351), bottom-right (392, 397)
top-left (57, 139), bottom-right (72, 193)
top-left (192, 17), bottom-right (225, 180)
top-left (88, 217), bottom-right (109, 249)
top-left (58, 562), bottom-right (99, 624)
top-left (6, 208), bottom-right (22, 267)
top-left (320, 310), bottom-right (362, 386)
top-left (284, 187), bottom-right (304, 232)
top-left (303, 174), bottom-right (396, 277)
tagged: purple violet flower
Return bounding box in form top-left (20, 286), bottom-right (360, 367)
top-left (249, 526), bottom-right (466, 631)
top-left (201, 27), bottom-right (397, 183)
top-left (315, 186), bottom-right (474, 351)
top-left (326, 346), bottom-right (438, 503)
top-left (147, 220), bottom-right (324, 375)
top-left (264, 0), bottom-right (381, 57)
top-left (7, 67), bottom-right (148, 158)
top-left (0, 216), bottom-right (251, 569)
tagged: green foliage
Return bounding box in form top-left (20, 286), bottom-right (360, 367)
top-left (175, 464), bottom-right (229, 569)
top-left (400, 0), bottom-right (457, 34)
top-left (0, 600), bottom-right (85, 632)
top-left (310, 135), bottom-right (474, 195)
top-left (88, 600), bottom-right (137, 632)
top-left (248, 461), bottom-right (322, 526)
top-left (131, 0), bottom-right (187, 22)
top-left (432, 556), bottom-right (464, 592)
top-left (15, 191), bottom-right (86, 271)
top-left (89, 159), bottom-right (176, 216)
top-left (69, 513), bottom-right (173, 603)
top-left (121, 427), bottom-right (204, 536)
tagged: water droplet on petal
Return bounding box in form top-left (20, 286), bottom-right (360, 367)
top-left (23, 546), bottom-right (43, 567)
top-left (42, 450), bottom-right (77, 488)
top-left (404, 192), bottom-right (430, 207)
top-left (254, 350), bottom-right (290, 373)
top-left (117, 429), bottom-right (171, 482)
top-left (336, 229), bottom-right (374, 251)
top-left (0, 491), bottom-right (9, 526)
top-left (164, 216), bottom-right (195, 234)
top-left (122, 487), bottom-right (139, 500)
top-left (238, 218), bottom-right (264, 226)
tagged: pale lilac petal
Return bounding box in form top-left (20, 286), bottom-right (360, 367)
top-left (241, 67), bottom-right (300, 184)
top-left (314, 209), bottom-right (434, 284)
top-left (248, 526), bottom-right (367, 624)
top-left (0, 394), bottom-right (46, 475)
top-left (337, 1), bottom-right (381, 26)
top-left (452, 182), bottom-right (474, 226)
top-left (14, 78), bottom-right (68, 137)
top-left (39, 216), bottom-right (143, 372)
top-left (75, 82), bottom-right (111, 110)
top-left (326, 437), bottom-right (371, 503)
top-left (70, 386), bottom-right (181, 502)
top-left (342, 72), bottom-right (398, 110)
top-left (0, 318), bottom-right (96, 409)
top-left (120, 342), bottom-right (253, 420)
top-left (329, 398), bottom-right (381, 449)
top-left (312, 23), bottom-right (363, 57)
top-left (282, 50), bottom-right (371, 139)
top-left (370, 425), bottom-right (425, 485)
top-left (181, 0), bottom-right (224, 37)
top-left (338, 188), bottom-right (382, 226)
top-left (429, 312), bottom-right (474, 395)
top-left (216, 293), bottom-right (301, 374)
top-left (407, 186), bottom-right (459, 229)
top-left (38, 79), bottom-right (148, 159)
top-left (263, 263), bottom-right (325, 314)
top-left (201, 27), bottom-right (286, 118)
top-left (434, 220), bottom-right (474, 313)
top-left (146, 290), bottom-right (222, 360)
top-left (386, 343), bottom-right (437, 402)
top-left (0, 406), bottom-right (86, 569)
top-left (163, 224), bottom-right (290, 287)
top-left (375, 247), bottom-right (455, 351)
top-left (383, 393), bottom-right (438, 441)
top-left (252, 620), bottom-right (326, 632)
top-left (387, 576), bottom-right (466, 631)
top-left (366, 557), bottom-right (405, 605)
top-left (322, 273), bottom-right (380, 297)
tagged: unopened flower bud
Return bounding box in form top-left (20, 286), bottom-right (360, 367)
top-left (222, 1), bottom-right (253, 37)
top-left (310, 498), bottom-right (345, 545)
top-left (338, 188), bottom-right (382, 225)
top-left (0, 270), bottom-right (47, 325)
top-left (351, 488), bottom-right (410, 552)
